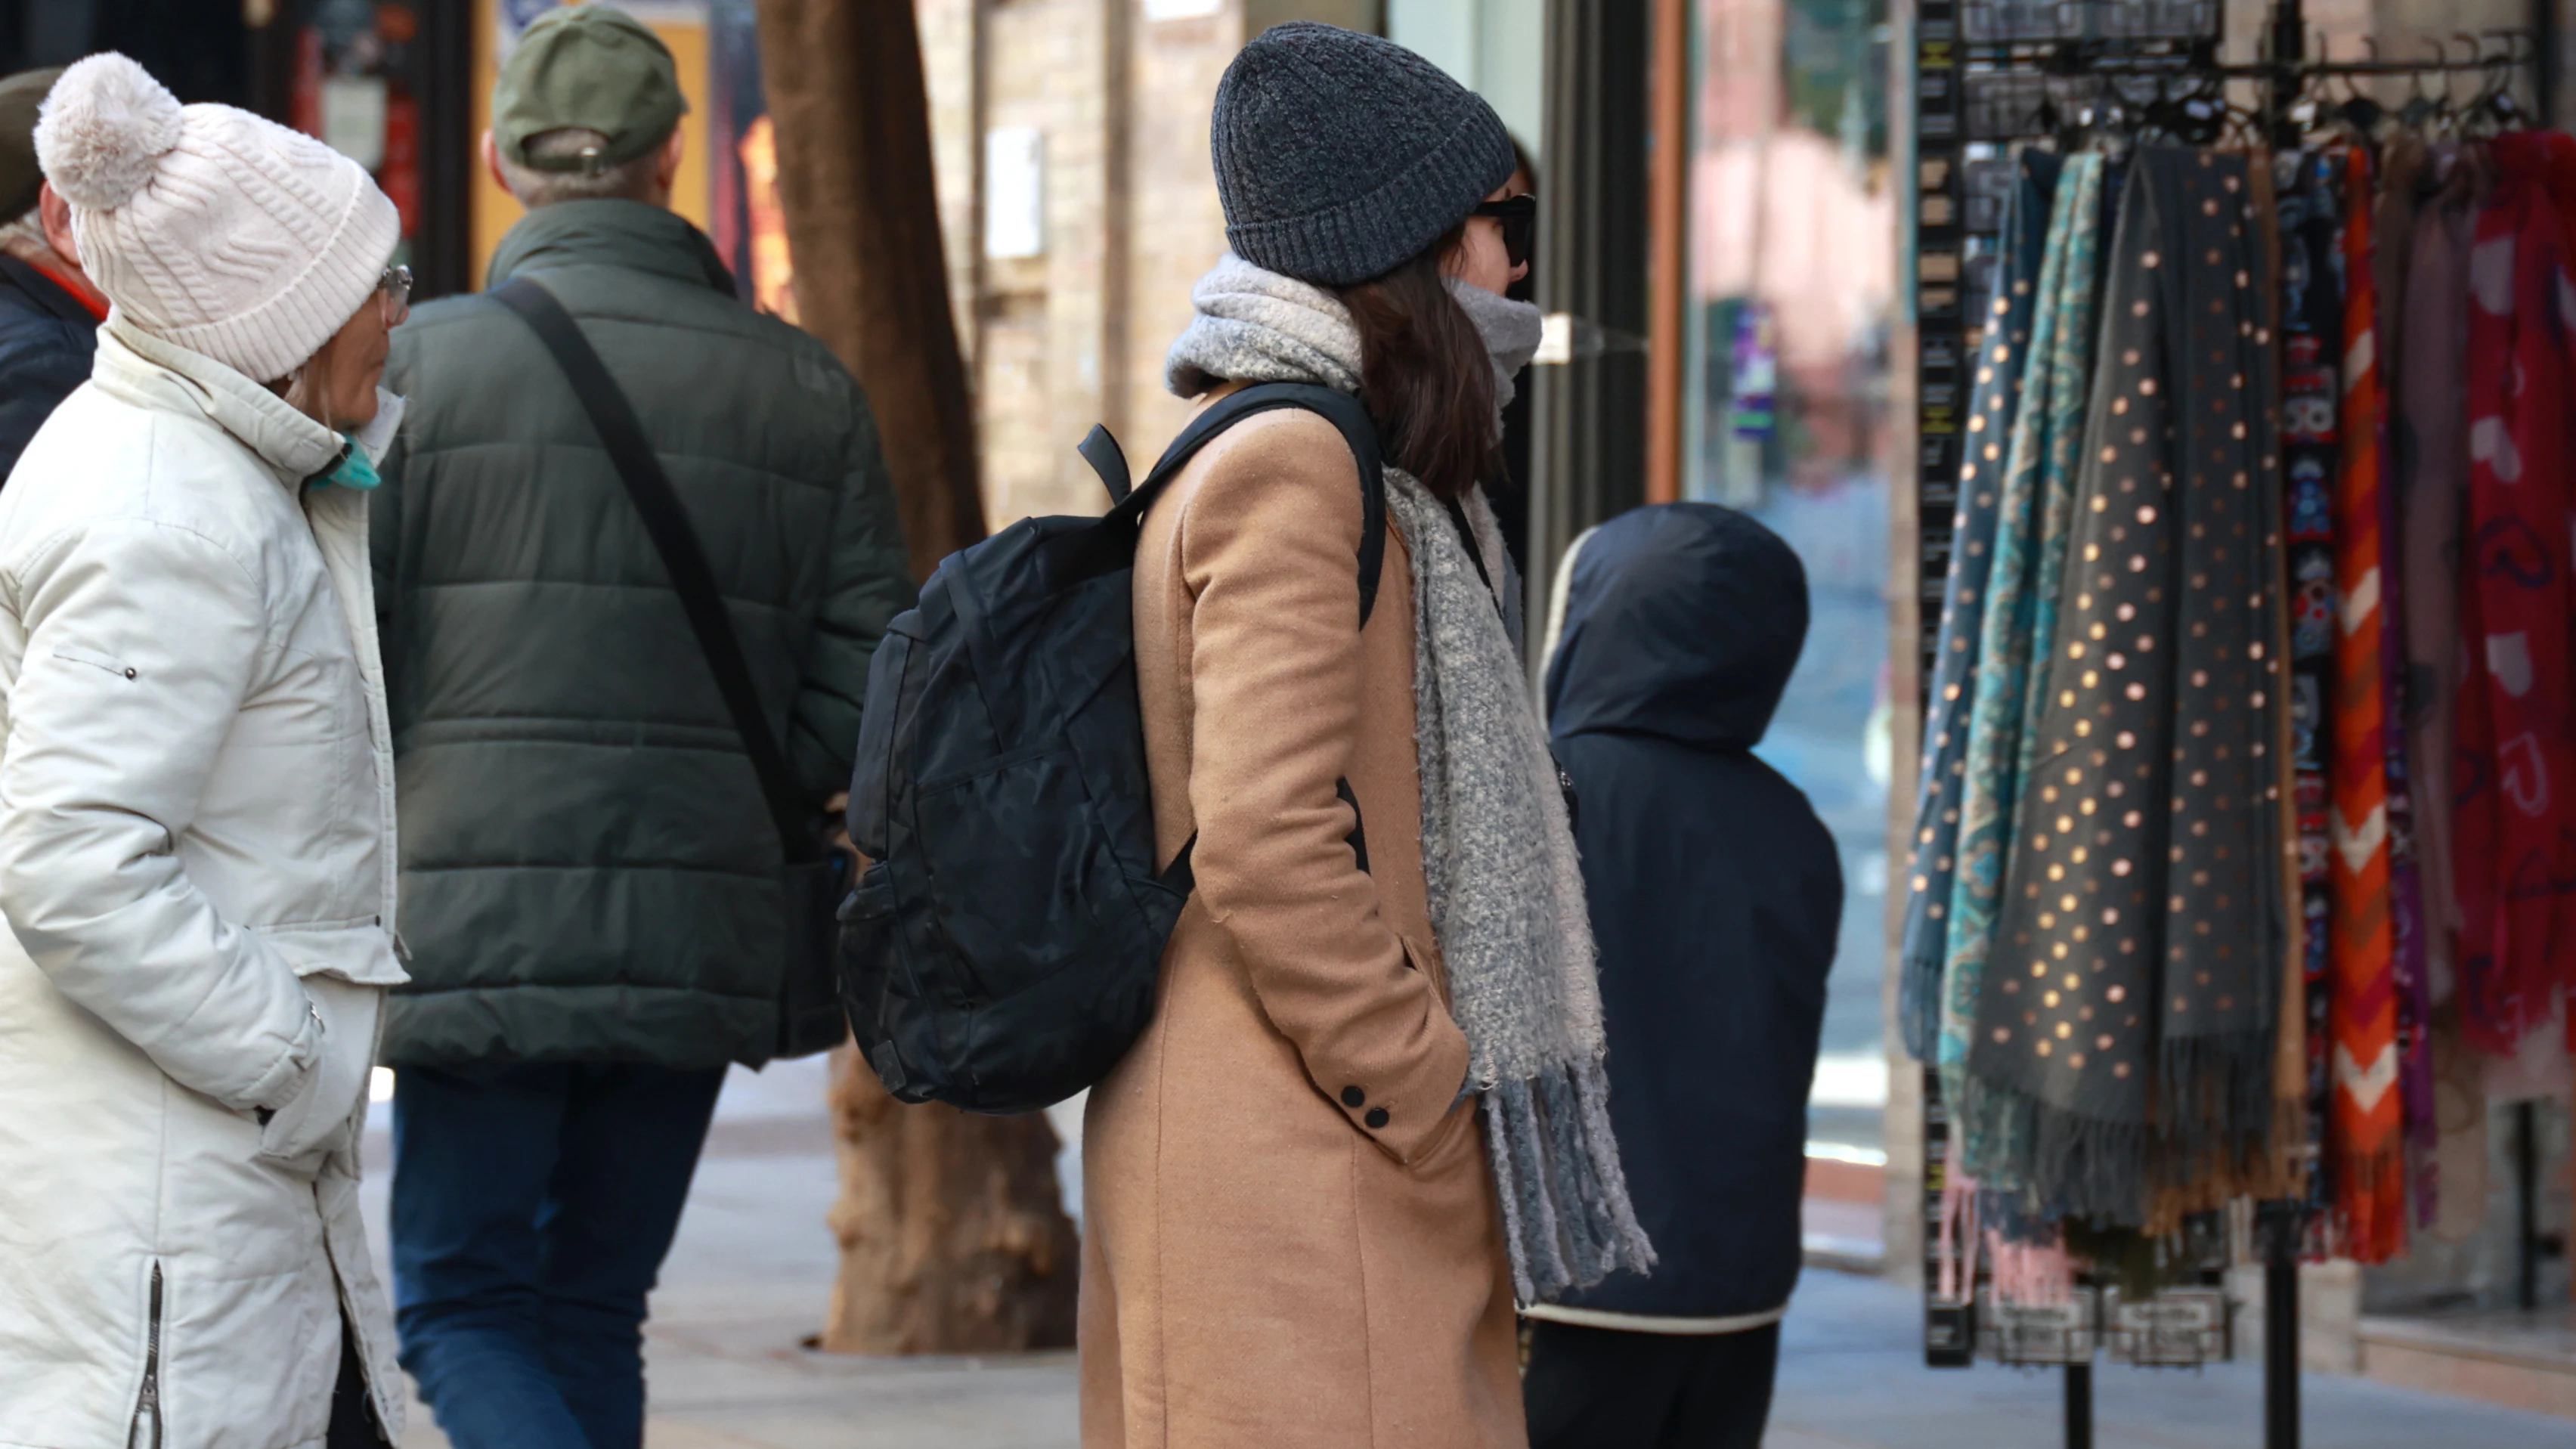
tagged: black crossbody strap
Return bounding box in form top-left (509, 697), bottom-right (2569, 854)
top-left (491, 277), bottom-right (819, 864)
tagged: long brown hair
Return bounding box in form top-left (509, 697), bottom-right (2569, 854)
top-left (1337, 226), bottom-right (1500, 503)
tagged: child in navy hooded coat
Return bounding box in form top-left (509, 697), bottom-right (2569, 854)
top-left (1522, 503), bottom-right (1842, 1449)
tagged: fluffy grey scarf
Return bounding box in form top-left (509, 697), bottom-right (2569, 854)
top-left (1167, 256), bottom-right (1654, 1302)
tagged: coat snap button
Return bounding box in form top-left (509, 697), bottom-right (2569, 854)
top-left (1341, 1085), bottom-right (1365, 1108)
top-left (1364, 1107), bottom-right (1389, 1129)
top-left (122, 668), bottom-right (135, 680)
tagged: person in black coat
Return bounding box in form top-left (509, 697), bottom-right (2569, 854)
top-left (0, 66), bottom-right (104, 482)
top-left (1523, 502), bottom-right (1842, 1449)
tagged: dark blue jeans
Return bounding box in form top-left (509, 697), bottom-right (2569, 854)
top-left (390, 1061), bottom-right (726, 1449)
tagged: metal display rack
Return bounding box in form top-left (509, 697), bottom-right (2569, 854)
top-left (1908, 5), bottom-right (2540, 1447)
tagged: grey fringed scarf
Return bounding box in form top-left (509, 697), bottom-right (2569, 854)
top-left (1168, 256), bottom-right (1655, 1301)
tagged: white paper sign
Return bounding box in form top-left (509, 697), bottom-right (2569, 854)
top-left (984, 127), bottom-right (1046, 260)
top-left (320, 76), bottom-right (389, 173)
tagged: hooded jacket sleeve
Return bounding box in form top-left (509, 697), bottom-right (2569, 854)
top-left (0, 518), bottom-right (318, 1113)
top-left (1178, 432), bottom-right (1472, 1163)
top-left (788, 367), bottom-right (915, 800)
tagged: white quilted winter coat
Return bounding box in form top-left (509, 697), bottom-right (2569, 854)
top-left (0, 317), bottom-right (407, 1448)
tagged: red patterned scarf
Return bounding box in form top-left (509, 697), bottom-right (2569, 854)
top-left (2455, 133), bottom-right (2576, 1060)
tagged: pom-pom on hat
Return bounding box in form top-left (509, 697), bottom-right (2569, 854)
top-left (36, 53), bottom-right (398, 384)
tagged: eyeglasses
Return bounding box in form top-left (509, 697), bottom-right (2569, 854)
top-left (1472, 195), bottom-right (1537, 271)
top-left (378, 265), bottom-right (413, 327)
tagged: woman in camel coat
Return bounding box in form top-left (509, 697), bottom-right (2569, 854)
top-left (1078, 24), bottom-right (1648, 1448)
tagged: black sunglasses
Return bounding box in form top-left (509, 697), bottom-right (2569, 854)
top-left (1473, 194), bottom-right (1537, 270)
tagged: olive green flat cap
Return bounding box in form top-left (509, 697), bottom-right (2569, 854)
top-left (0, 67), bottom-right (65, 220)
top-left (494, 5), bottom-right (688, 173)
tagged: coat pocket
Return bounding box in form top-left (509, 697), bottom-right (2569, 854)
top-left (52, 643), bottom-right (135, 680)
top-left (1404, 1094), bottom-right (1482, 1175)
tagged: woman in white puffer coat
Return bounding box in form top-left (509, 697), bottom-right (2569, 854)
top-left (0, 55), bottom-right (411, 1448)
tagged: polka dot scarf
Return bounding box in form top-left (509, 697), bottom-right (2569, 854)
top-left (1965, 149), bottom-right (2291, 1225)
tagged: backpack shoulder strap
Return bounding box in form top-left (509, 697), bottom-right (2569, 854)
top-left (1091, 382), bottom-right (1387, 626)
top-left (490, 276), bottom-right (819, 864)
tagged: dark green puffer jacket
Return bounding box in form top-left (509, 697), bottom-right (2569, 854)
top-left (373, 200), bottom-right (912, 1068)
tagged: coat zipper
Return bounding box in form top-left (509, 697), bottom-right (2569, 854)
top-left (127, 1263), bottom-right (163, 1449)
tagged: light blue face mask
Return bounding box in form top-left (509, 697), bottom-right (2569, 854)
top-left (314, 439), bottom-right (382, 491)
top-left (305, 390), bottom-right (404, 492)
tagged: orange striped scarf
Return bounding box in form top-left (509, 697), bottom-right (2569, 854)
top-left (2328, 145), bottom-right (2403, 1265)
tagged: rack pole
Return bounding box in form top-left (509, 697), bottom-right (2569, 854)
top-left (2516, 1101), bottom-right (2543, 1310)
top-left (2064, 1361), bottom-right (2094, 1449)
top-left (2541, 0), bottom-right (2560, 128)
top-left (2262, 1203), bottom-right (2301, 1449)
top-left (2261, 8), bottom-right (2304, 1445)
top-left (2266, 2), bottom-right (2306, 145)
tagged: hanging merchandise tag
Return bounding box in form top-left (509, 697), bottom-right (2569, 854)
top-left (2105, 1288), bottom-right (2231, 1367)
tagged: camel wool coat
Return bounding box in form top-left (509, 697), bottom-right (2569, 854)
top-left (1079, 402), bottom-right (1525, 1448)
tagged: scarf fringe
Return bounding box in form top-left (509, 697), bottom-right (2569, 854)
top-left (1483, 1064), bottom-right (1655, 1303)
top-left (1972, 1082), bottom-right (2151, 1225)
top-left (2156, 1027), bottom-right (2279, 1182)
top-left (2334, 1145), bottom-right (2408, 1264)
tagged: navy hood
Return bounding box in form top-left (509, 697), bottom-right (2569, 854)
top-left (1544, 503), bottom-right (1807, 751)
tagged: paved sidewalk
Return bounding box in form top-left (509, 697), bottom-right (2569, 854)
top-left (364, 1063), bottom-right (2571, 1447)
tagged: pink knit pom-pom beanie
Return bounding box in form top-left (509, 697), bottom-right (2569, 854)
top-left (35, 53), bottom-right (398, 384)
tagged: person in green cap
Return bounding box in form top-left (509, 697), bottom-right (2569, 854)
top-left (0, 64), bottom-right (108, 480)
top-left (370, 8), bottom-right (912, 1447)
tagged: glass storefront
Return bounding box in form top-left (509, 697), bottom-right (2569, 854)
top-left (1685, 0), bottom-right (1896, 1151)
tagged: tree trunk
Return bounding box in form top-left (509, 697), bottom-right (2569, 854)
top-left (822, 1045), bottom-right (1080, 1353)
top-left (753, 0), bottom-right (1077, 1352)
top-left (752, 0), bottom-right (986, 578)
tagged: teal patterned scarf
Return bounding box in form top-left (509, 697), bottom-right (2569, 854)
top-left (1941, 154), bottom-right (2111, 1181)
top-left (1899, 150), bottom-right (2061, 1060)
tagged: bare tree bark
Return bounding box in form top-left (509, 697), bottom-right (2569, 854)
top-left (822, 1045), bottom-right (1079, 1353)
top-left (754, 0), bottom-right (1077, 1352)
top-left (753, 0), bottom-right (987, 577)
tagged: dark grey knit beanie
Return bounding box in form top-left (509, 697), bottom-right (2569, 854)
top-left (1212, 23), bottom-right (1516, 288)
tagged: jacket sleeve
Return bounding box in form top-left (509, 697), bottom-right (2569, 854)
top-left (1179, 431), bottom-right (1472, 1163)
top-left (0, 317), bottom-right (87, 483)
top-left (788, 379), bottom-right (915, 799)
top-left (0, 519), bottom-right (319, 1112)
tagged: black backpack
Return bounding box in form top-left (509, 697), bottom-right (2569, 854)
top-left (839, 383), bottom-right (1385, 1113)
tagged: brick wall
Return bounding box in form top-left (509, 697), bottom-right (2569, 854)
top-left (916, 0), bottom-right (1376, 530)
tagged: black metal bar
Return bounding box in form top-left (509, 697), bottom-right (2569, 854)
top-left (2542, 0), bottom-right (2561, 128)
top-left (415, 0), bottom-right (476, 302)
top-left (2064, 1361), bottom-right (2094, 1449)
top-left (1914, 0), bottom-right (1971, 1372)
top-left (2081, 55), bottom-right (2532, 78)
top-left (2517, 1100), bottom-right (2542, 1311)
top-left (2266, 0), bottom-right (2306, 147)
top-left (1525, 0), bottom-right (1650, 682)
top-left (2262, 1201), bottom-right (2302, 1449)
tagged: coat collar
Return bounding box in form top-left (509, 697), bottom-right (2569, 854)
top-left (485, 199), bottom-right (739, 297)
top-left (0, 252), bottom-right (103, 326)
top-left (91, 314), bottom-right (346, 487)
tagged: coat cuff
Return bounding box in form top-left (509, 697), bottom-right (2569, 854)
top-left (234, 1000), bottom-right (323, 1115)
top-left (1324, 1005), bottom-right (1472, 1164)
